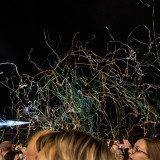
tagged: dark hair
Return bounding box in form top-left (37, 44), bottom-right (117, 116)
top-left (4, 151), bottom-right (18, 160)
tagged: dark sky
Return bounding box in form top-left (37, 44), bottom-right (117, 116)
top-left (0, 0), bottom-right (159, 66)
top-left (0, 0), bottom-right (160, 118)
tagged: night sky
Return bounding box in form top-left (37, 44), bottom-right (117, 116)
top-left (0, 0), bottom-right (160, 119)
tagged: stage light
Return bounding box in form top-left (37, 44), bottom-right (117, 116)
top-left (0, 120), bottom-right (30, 128)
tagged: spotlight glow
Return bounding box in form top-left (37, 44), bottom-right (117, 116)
top-left (0, 120), bottom-right (30, 128)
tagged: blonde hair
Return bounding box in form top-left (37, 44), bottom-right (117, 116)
top-left (26, 130), bottom-right (53, 160)
top-left (143, 138), bottom-right (160, 160)
top-left (36, 130), bottom-right (114, 160)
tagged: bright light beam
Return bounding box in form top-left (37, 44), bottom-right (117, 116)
top-left (0, 120), bottom-right (30, 128)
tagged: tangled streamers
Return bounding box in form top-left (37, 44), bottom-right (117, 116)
top-left (0, 25), bottom-right (160, 142)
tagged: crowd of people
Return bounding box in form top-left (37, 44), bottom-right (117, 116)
top-left (0, 141), bottom-right (24, 160)
top-left (0, 130), bottom-right (160, 160)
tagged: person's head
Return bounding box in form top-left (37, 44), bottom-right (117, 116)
top-left (0, 141), bottom-right (12, 154)
top-left (110, 144), bottom-right (124, 160)
top-left (36, 131), bottom-right (59, 152)
top-left (35, 130), bottom-right (114, 160)
top-left (128, 137), bottom-right (160, 160)
top-left (26, 130), bottom-right (54, 160)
